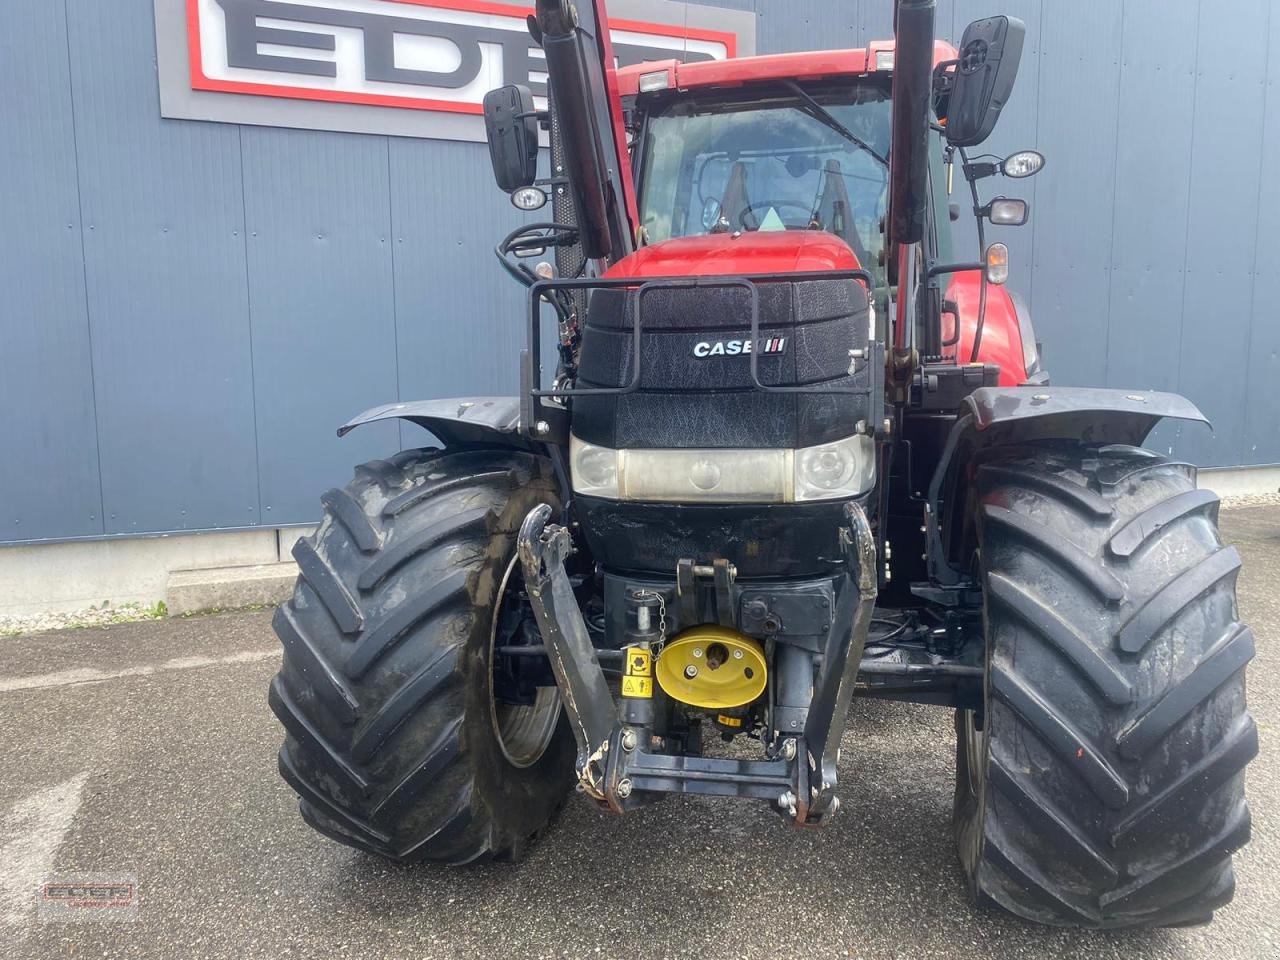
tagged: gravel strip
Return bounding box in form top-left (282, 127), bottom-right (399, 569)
top-left (0, 602), bottom-right (168, 639)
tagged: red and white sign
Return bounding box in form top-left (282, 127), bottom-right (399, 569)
top-left (188, 0), bottom-right (735, 115)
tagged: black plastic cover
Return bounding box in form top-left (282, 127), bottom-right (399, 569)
top-left (945, 16), bottom-right (1026, 147)
top-left (573, 277), bottom-right (874, 449)
top-left (577, 495), bottom-right (858, 578)
top-left (911, 361), bottom-right (1000, 412)
top-left (483, 84), bottom-right (539, 192)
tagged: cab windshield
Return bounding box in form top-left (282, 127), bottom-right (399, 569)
top-left (636, 82), bottom-right (893, 278)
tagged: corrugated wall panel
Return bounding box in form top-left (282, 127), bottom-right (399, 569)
top-left (389, 139), bottom-right (533, 404)
top-left (241, 128), bottom-right (402, 525)
top-left (64, 0), bottom-right (259, 536)
top-left (755, 3), bottom-right (858, 55)
top-left (3, 0), bottom-right (1278, 545)
top-left (0, 1), bottom-right (103, 541)
top-left (1027, 0), bottom-right (1123, 388)
top-left (1174, 0), bottom-right (1271, 466)
top-left (858, 1), bottom-right (897, 44)
top-left (1243, 2), bottom-right (1280, 465)
top-left (1103, 0), bottom-right (1199, 395)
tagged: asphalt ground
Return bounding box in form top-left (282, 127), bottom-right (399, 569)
top-left (1, 503), bottom-right (1277, 960)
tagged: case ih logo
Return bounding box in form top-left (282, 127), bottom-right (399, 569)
top-left (693, 338), bottom-right (787, 358)
top-left (188, 0), bottom-right (735, 115)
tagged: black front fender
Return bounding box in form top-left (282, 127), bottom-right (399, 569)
top-left (960, 385), bottom-right (1208, 448)
top-left (337, 397), bottom-right (535, 449)
top-left (924, 386), bottom-right (1209, 587)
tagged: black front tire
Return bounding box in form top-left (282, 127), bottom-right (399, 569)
top-left (269, 448), bottom-right (574, 864)
top-left (955, 442), bottom-right (1257, 928)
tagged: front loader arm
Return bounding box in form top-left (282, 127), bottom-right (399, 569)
top-left (536, 0), bottom-right (638, 265)
top-left (517, 504), bottom-right (617, 791)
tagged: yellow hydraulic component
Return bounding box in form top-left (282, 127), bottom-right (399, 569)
top-left (655, 626), bottom-right (767, 709)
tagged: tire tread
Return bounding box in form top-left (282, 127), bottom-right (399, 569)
top-left (270, 449), bottom-right (569, 864)
top-left (961, 444), bottom-right (1256, 929)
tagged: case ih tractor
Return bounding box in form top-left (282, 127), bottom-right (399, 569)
top-left (268, 0), bottom-right (1257, 928)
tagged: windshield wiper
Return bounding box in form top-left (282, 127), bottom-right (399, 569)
top-left (782, 81), bottom-right (888, 168)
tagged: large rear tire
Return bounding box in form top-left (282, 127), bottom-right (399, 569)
top-left (954, 442), bottom-right (1256, 927)
top-left (269, 448), bottom-right (574, 864)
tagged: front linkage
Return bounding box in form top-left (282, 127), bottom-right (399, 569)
top-left (517, 501), bottom-right (878, 824)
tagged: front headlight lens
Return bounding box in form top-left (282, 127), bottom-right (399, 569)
top-left (793, 434), bottom-right (875, 502)
top-left (571, 441), bottom-right (620, 497)
top-left (797, 445), bottom-right (856, 492)
top-left (569, 434), bottom-right (874, 503)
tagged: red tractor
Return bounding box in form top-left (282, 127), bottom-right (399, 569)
top-left (269, 0), bottom-right (1256, 928)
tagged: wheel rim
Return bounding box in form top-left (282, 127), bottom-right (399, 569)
top-left (962, 708), bottom-right (986, 797)
top-left (957, 548), bottom-right (992, 880)
top-left (488, 555), bottom-right (562, 768)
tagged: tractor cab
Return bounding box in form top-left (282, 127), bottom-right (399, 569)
top-left (626, 74), bottom-right (892, 272)
top-left (615, 46), bottom-right (956, 288)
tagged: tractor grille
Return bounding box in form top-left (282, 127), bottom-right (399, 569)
top-left (572, 276), bottom-right (874, 450)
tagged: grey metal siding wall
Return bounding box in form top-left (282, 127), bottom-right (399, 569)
top-left (1, 0), bottom-right (1276, 545)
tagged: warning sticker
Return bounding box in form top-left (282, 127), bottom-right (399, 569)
top-left (621, 675), bottom-right (653, 698)
top-left (624, 648), bottom-right (652, 677)
top-left (621, 646), bottom-right (652, 698)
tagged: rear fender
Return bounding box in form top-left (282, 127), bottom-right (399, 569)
top-left (925, 386), bottom-right (1210, 586)
top-left (337, 397), bottom-right (537, 450)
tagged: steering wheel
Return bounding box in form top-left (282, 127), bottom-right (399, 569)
top-left (741, 199), bottom-right (816, 230)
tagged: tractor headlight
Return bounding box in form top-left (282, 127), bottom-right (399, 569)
top-left (569, 434), bottom-right (875, 503)
top-left (572, 442), bottom-right (620, 497)
top-left (793, 436), bottom-right (876, 501)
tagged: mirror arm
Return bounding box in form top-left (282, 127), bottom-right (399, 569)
top-left (962, 160), bottom-right (1001, 181)
top-left (932, 59), bottom-right (959, 88)
top-left (959, 146), bottom-right (992, 363)
top-left (927, 261), bottom-right (984, 280)
top-left (958, 147), bottom-right (988, 252)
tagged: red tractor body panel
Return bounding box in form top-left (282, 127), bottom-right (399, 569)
top-left (943, 270), bottom-right (1029, 385)
top-left (604, 232), bottom-right (862, 278)
top-left (616, 41), bottom-right (958, 96)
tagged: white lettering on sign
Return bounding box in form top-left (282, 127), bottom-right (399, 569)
top-left (189, 0), bottom-right (735, 114)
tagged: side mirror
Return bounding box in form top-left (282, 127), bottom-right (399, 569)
top-left (483, 84), bottom-right (539, 192)
top-left (945, 16), bottom-right (1025, 147)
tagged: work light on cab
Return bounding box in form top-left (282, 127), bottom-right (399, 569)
top-left (1002, 149), bottom-right (1044, 178)
top-left (511, 185), bottom-right (548, 211)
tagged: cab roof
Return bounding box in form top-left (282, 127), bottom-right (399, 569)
top-left (616, 41), bottom-right (959, 97)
